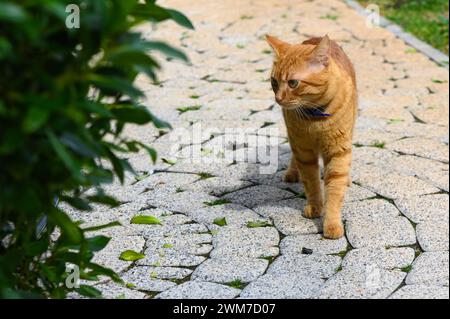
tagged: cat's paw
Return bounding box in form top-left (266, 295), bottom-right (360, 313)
top-left (303, 204), bottom-right (322, 219)
top-left (323, 220), bottom-right (344, 239)
top-left (283, 170), bottom-right (299, 183)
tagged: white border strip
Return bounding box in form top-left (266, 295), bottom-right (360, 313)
top-left (346, 0), bottom-right (449, 69)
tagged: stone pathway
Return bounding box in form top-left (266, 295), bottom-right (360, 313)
top-left (68, 0), bottom-right (449, 299)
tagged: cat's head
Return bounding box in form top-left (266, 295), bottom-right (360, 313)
top-left (266, 35), bottom-right (331, 110)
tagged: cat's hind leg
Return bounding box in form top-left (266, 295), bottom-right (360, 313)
top-left (283, 155), bottom-right (300, 183)
top-left (293, 149), bottom-right (323, 219)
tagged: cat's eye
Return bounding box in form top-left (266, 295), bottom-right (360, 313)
top-left (271, 77), bottom-right (278, 92)
top-left (288, 79), bottom-right (299, 89)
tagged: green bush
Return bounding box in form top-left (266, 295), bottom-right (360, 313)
top-left (0, 0), bottom-right (192, 298)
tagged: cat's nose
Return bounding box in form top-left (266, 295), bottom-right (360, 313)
top-left (275, 93), bottom-right (284, 104)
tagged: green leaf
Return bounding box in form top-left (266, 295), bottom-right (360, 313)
top-left (110, 104), bottom-right (153, 125)
top-left (213, 217), bottom-right (227, 227)
top-left (0, 3), bottom-right (27, 23)
top-left (60, 133), bottom-right (99, 158)
top-left (83, 221), bottom-right (122, 233)
top-left (23, 106), bottom-right (49, 133)
top-left (75, 285), bottom-right (102, 298)
top-left (88, 75), bottom-right (143, 100)
top-left (136, 142), bottom-right (158, 163)
top-left (246, 221), bottom-right (272, 228)
top-left (86, 194), bottom-right (121, 207)
top-left (61, 196), bottom-right (92, 211)
top-left (161, 157), bottom-right (176, 165)
top-left (144, 41), bottom-right (188, 61)
top-left (166, 9), bottom-right (194, 30)
top-left (46, 129), bottom-right (86, 183)
top-left (49, 208), bottom-right (83, 245)
top-left (87, 262), bottom-right (122, 284)
top-left (86, 236), bottom-right (111, 252)
top-left (119, 250), bottom-right (145, 261)
top-left (130, 215), bottom-right (162, 225)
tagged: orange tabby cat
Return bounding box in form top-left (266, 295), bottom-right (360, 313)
top-left (266, 35), bottom-right (357, 239)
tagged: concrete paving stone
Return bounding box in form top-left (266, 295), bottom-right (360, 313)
top-left (211, 227), bottom-right (279, 258)
top-left (342, 247), bottom-right (415, 270)
top-left (120, 267), bottom-right (177, 292)
top-left (280, 234), bottom-right (348, 256)
top-left (346, 215), bottom-right (416, 248)
top-left (317, 268), bottom-right (406, 299)
top-left (187, 203), bottom-right (271, 230)
top-left (95, 282), bottom-right (148, 299)
top-left (254, 198), bottom-right (322, 235)
top-left (388, 155), bottom-right (449, 191)
top-left (345, 184), bottom-right (377, 202)
top-left (155, 281), bottom-right (241, 299)
top-left (184, 177), bottom-right (253, 196)
top-left (136, 172), bottom-right (199, 190)
top-left (146, 188), bottom-right (220, 213)
top-left (192, 257), bottom-right (268, 283)
top-left (385, 121), bottom-right (449, 142)
top-left (222, 185), bottom-right (294, 208)
top-left (247, 170), bottom-right (304, 193)
top-left (137, 250), bottom-right (207, 267)
top-left (126, 266), bottom-right (192, 280)
top-left (353, 165), bottom-right (440, 199)
top-left (138, 223), bottom-right (209, 239)
top-left (395, 194), bottom-right (449, 223)
top-left (91, 235), bottom-right (145, 273)
top-left (240, 274), bottom-right (325, 299)
top-left (342, 198), bottom-right (400, 221)
top-left (406, 252), bottom-right (449, 286)
top-left (166, 159), bottom-right (230, 176)
top-left (145, 234), bottom-right (213, 256)
top-left (416, 219), bottom-right (449, 251)
top-left (389, 285), bottom-right (449, 299)
top-left (267, 254), bottom-right (342, 279)
top-left (386, 137), bottom-right (449, 163)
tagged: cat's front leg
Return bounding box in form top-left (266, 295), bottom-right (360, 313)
top-left (293, 149), bottom-right (323, 219)
top-left (323, 149), bottom-right (352, 239)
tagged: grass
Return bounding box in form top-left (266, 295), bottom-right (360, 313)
top-left (387, 118), bottom-right (404, 124)
top-left (213, 217), bottom-right (227, 227)
top-left (370, 140), bottom-right (385, 148)
top-left (227, 279), bottom-right (245, 289)
top-left (401, 264), bottom-right (413, 273)
top-left (176, 105), bottom-right (202, 114)
top-left (197, 172), bottom-right (214, 180)
top-left (246, 221), bottom-right (271, 228)
top-left (358, 0), bottom-right (449, 54)
top-left (320, 13), bottom-right (339, 21)
top-left (203, 199), bottom-right (231, 206)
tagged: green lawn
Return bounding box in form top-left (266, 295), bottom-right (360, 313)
top-left (358, 0), bottom-right (449, 54)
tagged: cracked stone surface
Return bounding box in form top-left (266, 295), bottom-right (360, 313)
top-left (156, 281), bottom-right (241, 299)
top-left (67, 0), bottom-right (449, 299)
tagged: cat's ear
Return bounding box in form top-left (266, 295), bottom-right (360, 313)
top-left (265, 35), bottom-right (289, 57)
top-left (310, 35), bottom-right (331, 67)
